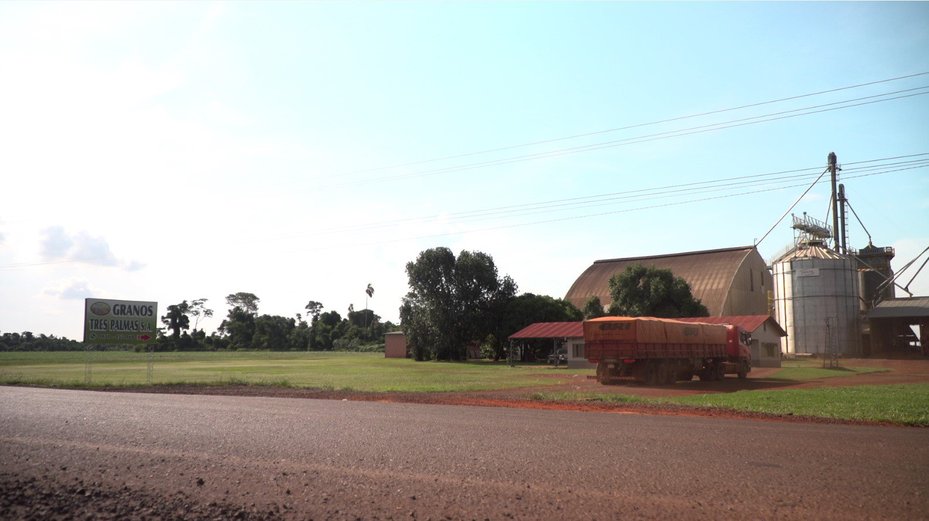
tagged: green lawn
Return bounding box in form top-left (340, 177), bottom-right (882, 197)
top-left (529, 385), bottom-right (929, 426)
top-left (770, 360), bottom-right (888, 381)
top-left (2, 351), bottom-right (926, 426)
top-left (669, 385), bottom-right (929, 426)
top-left (0, 351), bottom-right (575, 392)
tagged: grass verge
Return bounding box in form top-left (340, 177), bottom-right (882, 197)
top-left (530, 385), bottom-right (929, 426)
top-left (0, 351), bottom-right (582, 392)
top-left (770, 360), bottom-right (887, 381)
top-left (667, 384), bottom-right (929, 426)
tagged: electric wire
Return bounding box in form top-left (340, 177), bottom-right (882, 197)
top-left (275, 164), bottom-right (924, 254)
top-left (317, 86), bottom-right (929, 188)
top-left (338, 71), bottom-right (929, 177)
top-left (302, 154), bottom-right (929, 238)
top-left (3, 156), bottom-right (924, 269)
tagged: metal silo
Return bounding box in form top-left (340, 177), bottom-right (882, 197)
top-left (773, 242), bottom-right (861, 356)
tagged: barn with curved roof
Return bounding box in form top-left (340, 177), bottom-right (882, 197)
top-left (565, 246), bottom-right (773, 317)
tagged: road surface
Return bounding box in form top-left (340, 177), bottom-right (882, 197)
top-left (1, 386), bottom-right (927, 520)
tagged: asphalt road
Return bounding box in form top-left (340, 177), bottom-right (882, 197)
top-left (1, 386), bottom-right (927, 520)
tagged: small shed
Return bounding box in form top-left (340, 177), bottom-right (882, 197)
top-left (677, 315), bottom-right (786, 367)
top-left (384, 331), bottom-right (407, 358)
top-left (508, 322), bottom-right (590, 367)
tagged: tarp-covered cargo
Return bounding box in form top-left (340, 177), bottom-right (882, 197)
top-left (584, 317), bottom-right (727, 346)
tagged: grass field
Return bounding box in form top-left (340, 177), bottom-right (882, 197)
top-left (770, 359), bottom-right (887, 381)
top-left (0, 351), bottom-right (578, 392)
top-left (2, 351), bottom-right (926, 426)
top-left (529, 385), bottom-right (929, 426)
top-left (669, 385), bottom-right (929, 426)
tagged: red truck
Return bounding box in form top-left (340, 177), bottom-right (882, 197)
top-left (584, 316), bottom-right (752, 385)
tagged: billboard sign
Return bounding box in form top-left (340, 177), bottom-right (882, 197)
top-left (84, 298), bottom-right (158, 345)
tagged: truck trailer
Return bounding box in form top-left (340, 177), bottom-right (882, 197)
top-left (584, 316), bottom-right (752, 385)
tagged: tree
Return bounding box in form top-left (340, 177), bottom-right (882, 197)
top-left (487, 293), bottom-right (582, 360)
top-left (313, 310), bottom-right (343, 350)
top-left (304, 301), bottom-right (323, 324)
top-left (253, 315), bottom-right (296, 350)
top-left (607, 264), bottom-right (709, 318)
top-left (225, 292), bottom-right (260, 315)
top-left (582, 296), bottom-right (606, 319)
top-left (401, 247), bottom-right (517, 361)
top-left (220, 292), bottom-right (260, 349)
top-left (161, 301), bottom-right (191, 338)
top-left (219, 307), bottom-right (257, 349)
top-left (189, 298), bottom-right (214, 331)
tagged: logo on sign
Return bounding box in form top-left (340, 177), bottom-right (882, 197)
top-left (90, 302), bottom-right (111, 316)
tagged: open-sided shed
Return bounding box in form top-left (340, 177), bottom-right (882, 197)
top-left (508, 322), bottom-right (587, 365)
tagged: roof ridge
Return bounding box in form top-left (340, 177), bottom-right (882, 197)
top-left (593, 245), bottom-right (755, 264)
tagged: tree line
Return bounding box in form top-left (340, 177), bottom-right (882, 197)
top-left (3, 248), bottom-right (705, 356)
top-left (156, 292), bottom-right (398, 352)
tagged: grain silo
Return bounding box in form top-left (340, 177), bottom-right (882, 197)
top-left (773, 236), bottom-right (861, 356)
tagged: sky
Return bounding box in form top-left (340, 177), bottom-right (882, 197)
top-left (2, 1), bottom-right (928, 340)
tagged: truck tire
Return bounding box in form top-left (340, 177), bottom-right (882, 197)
top-left (715, 362), bottom-right (726, 381)
top-left (737, 361), bottom-right (749, 379)
top-left (596, 362), bottom-right (611, 385)
top-left (644, 362), bottom-right (660, 386)
top-left (658, 362), bottom-right (675, 385)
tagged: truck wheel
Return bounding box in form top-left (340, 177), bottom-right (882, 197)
top-left (596, 362), bottom-right (611, 385)
top-left (715, 363), bottom-right (726, 381)
top-left (737, 362), bottom-right (748, 379)
top-left (644, 362), bottom-right (660, 386)
top-left (659, 363), bottom-right (675, 385)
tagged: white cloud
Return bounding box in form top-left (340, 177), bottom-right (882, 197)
top-left (39, 226), bottom-right (142, 271)
top-left (40, 226), bottom-right (74, 260)
top-left (44, 279), bottom-right (97, 301)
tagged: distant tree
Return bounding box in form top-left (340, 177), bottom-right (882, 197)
top-left (189, 298), bottom-right (214, 331)
top-left (347, 308), bottom-right (378, 330)
top-left (608, 265), bottom-right (709, 318)
top-left (253, 315), bottom-right (296, 350)
top-left (313, 310), bottom-right (343, 350)
top-left (401, 247), bottom-right (517, 361)
top-left (486, 293), bottom-right (582, 360)
top-left (582, 296), bottom-right (606, 319)
top-left (0, 331), bottom-right (82, 351)
top-left (304, 301), bottom-right (323, 324)
top-left (161, 301), bottom-right (191, 338)
top-left (225, 292), bottom-right (260, 315)
top-left (218, 292), bottom-right (261, 349)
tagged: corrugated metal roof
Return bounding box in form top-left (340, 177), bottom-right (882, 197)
top-left (509, 322), bottom-right (583, 340)
top-left (565, 246), bottom-right (757, 316)
top-left (773, 243), bottom-right (852, 263)
top-left (676, 315), bottom-right (787, 336)
top-left (868, 297), bottom-right (929, 319)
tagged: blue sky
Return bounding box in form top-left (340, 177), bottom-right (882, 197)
top-left (1, 2), bottom-right (928, 339)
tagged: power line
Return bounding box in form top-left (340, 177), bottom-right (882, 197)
top-left (266, 160), bottom-right (924, 253)
top-left (286, 153), bottom-right (929, 239)
top-left (337, 71), bottom-right (929, 177)
top-left (318, 85), bottom-right (929, 188)
top-left (4, 156), bottom-right (924, 269)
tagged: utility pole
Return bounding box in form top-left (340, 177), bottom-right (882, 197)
top-left (828, 152), bottom-right (840, 252)
top-left (838, 183), bottom-right (848, 254)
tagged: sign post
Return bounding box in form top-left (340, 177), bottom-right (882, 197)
top-left (83, 298), bottom-right (158, 383)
